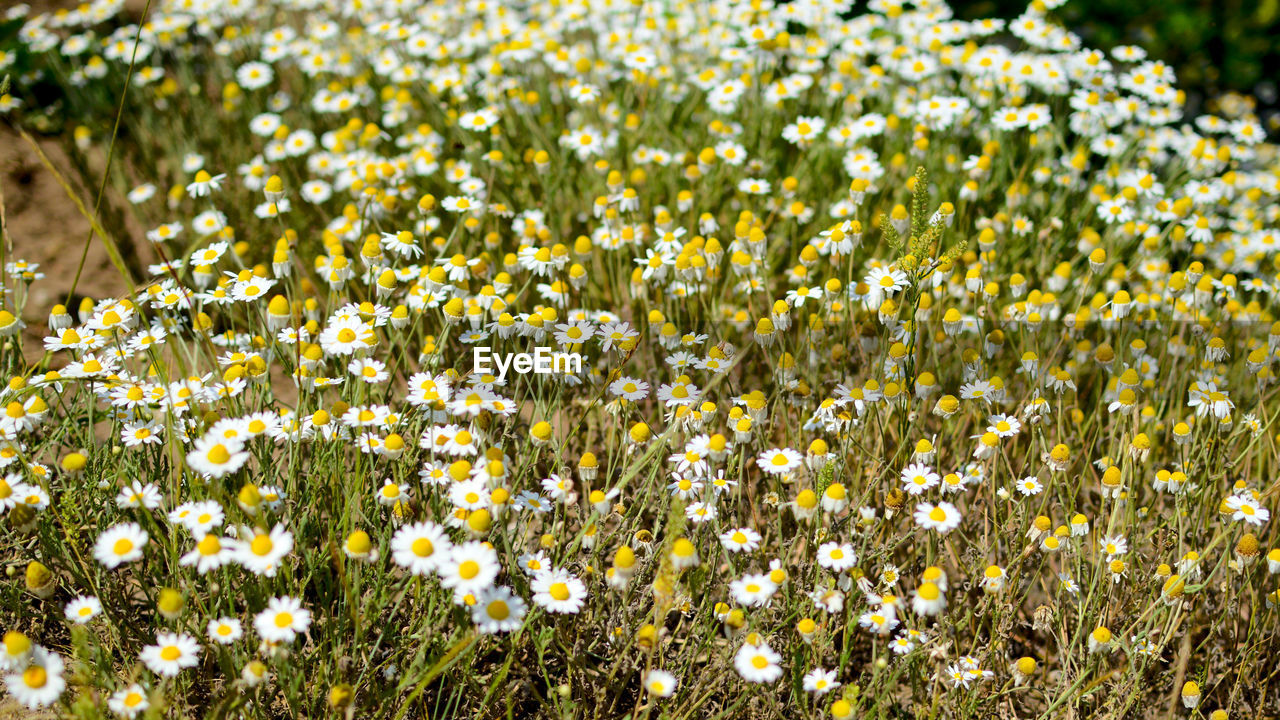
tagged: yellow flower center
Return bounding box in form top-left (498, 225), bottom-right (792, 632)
top-left (198, 535), bottom-right (221, 556)
top-left (3, 632), bottom-right (30, 655)
top-left (487, 601), bottom-right (510, 620)
top-left (22, 666), bottom-right (47, 689)
top-left (412, 538), bottom-right (434, 557)
top-left (250, 535), bottom-right (274, 556)
top-left (550, 582), bottom-right (570, 601)
top-left (208, 444), bottom-right (231, 464)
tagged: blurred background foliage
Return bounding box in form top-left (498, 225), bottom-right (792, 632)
top-left (957, 0), bottom-right (1280, 115)
top-left (4, 1), bottom-right (1279, 124)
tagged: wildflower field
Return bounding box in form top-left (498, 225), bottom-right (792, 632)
top-left (1, 0), bottom-right (1279, 717)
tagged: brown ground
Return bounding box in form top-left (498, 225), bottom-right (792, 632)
top-left (0, 122), bottom-right (149, 370)
top-left (0, 702), bottom-right (57, 719)
top-left (0, 125), bottom-right (135, 308)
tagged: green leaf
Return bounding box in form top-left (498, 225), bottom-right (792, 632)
top-left (1258, 0), bottom-right (1280, 24)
